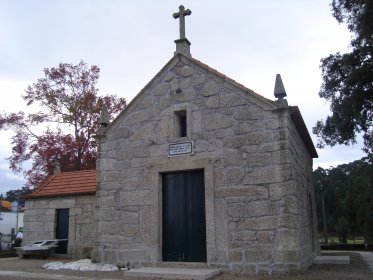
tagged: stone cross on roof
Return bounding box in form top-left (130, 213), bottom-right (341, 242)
top-left (173, 5), bottom-right (192, 40)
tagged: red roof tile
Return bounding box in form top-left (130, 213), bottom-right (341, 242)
top-left (28, 170), bottom-right (96, 198)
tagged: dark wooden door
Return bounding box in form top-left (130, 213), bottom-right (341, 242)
top-left (162, 170), bottom-right (206, 262)
top-left (55, 208), bottom-right (69, 254)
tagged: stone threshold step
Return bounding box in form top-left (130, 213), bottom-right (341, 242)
top-left (157, 262), bottom-right (208, 269)
top-left (314, 255), bottom-right (350, 264)
top-left (123, 267), bottom-right (221, 280)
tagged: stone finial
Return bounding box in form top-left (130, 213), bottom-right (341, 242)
top-left (274, 74), bottom-right (287, 99)
top-left (54, 158), bottom-right (61, 174)
top-left (173, 5), bottom-right (192, 57)
top-left (98, 104), bottom-right (110, 127)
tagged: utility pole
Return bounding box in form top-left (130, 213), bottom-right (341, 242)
top-left (320, 183), bottom-right (328, 244)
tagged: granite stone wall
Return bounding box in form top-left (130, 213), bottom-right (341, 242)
top-left (23, 195), bottom-right (96, 258)
top-left (92, 54), bottom-right (318, 274)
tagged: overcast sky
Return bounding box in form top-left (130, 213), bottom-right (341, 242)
top-left (0, 0), bottom-right (366, 195)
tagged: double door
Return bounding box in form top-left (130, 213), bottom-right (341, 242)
top-left (162, 170), bottom-right (206, 262)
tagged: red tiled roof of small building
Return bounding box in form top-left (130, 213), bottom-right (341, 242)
top-left (28, 169), bottom-right (96, 199)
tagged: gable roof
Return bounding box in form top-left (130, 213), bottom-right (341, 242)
top-left (290, 106), bottom-right (318, 158)
top-left (99, 53), bottom-right (317, 159)
top-left (27, 169), bottom-right (96, 199)
top-left (103, 53), bottom-right (275, 135)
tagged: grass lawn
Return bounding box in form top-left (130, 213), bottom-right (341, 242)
top-left (319, 236), bottom-right (365, 244)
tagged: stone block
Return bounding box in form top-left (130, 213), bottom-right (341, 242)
top-left (99, 221), bottom-right (118, 234)
top-left (233, 107), bottom-right (262, 121)
top-left (236, 122), bottom-right (254, 134)
top-left (76, 195), bottom-right (95, 205)
top-left (247, 200), bottom-right (270, 217)
top-left (270, 200), bottom-right (282, 215)
top-left (120, 224), bottom-right (140, 237)
top-left (192, 71), bottom-right (206, 86)
top-left (283, 196), bottom-right (298, 214)
top-left (27, 221), bottom-right (44, 231)
top-left (238, 216), bottom-right (277, 231)
top-left (120, 190), bottom-right (151, 206)
top-left (235, 230), bottom-right (256, 241)
top-left (213, 167), bottom-right (226, 187)
top-left (113, 127), bottom-right (134, 139)
top-left (245, 249), bottom-right (271, 262)
top-left (274, 229), bottom-right (299, 250)
top-left (221, 91), bottom-right (246, 107)
top-left (76, 214), bottom-right (94, 224)
top-left (103, 170), bottom-right (121, 182)
top-left (131, 122), bottom-right (157, 141)
top-left (245, 153), bottom-right (271, 167)
top-left (101, 182), bottom-right (122, 191)
top-left (245, 132), bottom-right (262, 145)
top-left (101, 196), bottom-right (114, 208)
top-left (43, 222), bottom-right (55, 232)
top-left (264, 118), bottom-right (280, 130)
top-left (32, 200), bottom-right (50, 209)
top-left (274, 250), bottom-right (301, 263)
top-left (223, 135), bottom-right (247, 149)
top-left (99, 208), bottom-right (115, 221)
top-left (158, 117), bottom-right (170, 137)
top-left (226, 167), bottom-right (245, 185)
top-left (215, 186), bottom-right (268, 199)
top-left (269, 183), bottom-right (295, 198)
top-left (123, 177), bottom-right (139, 190)
top-left (276, 214), bottom-right (298, 229)
top-left (204, 114), bottom-right (232, 130)
top-left (229, 249), bottom-right (243, 263)
top-left (137, 96), bottom-right (154, 110)
top-left (152, 82), bottom-right (170, 96)
top-left (202, 80), bottom-right (220, 96)
top-left (243, 166), bottom-right (280, 185)
top-left (215, 199), bottom-right (228, 250)
top-left (80, 223), bottom-right (96, 239)
top-left (205, 96), bottom-right (220, 108)
top-left (117, 249), bottom-right (151, 263)
top-left (49, 198), bottom-right (76, 209)
top-left (257, 231), bottom-right (275, 244)
top-left (125, 111), bottom-right (149, 126)
top-left (140, 206), bottom-right (156, 244)
top-left (227, 202), bottom-right (247, 218)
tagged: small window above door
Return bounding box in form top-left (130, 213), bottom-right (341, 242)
top-left (174, 110), bottom-right (187, 137)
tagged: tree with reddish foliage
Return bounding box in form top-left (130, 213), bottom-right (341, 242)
top-left (0, 61), bottom-right (126, 188)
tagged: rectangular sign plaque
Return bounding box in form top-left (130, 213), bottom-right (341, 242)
top-left (169, 141), bottom-right (193, 156)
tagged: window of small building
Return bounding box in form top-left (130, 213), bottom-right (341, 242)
top-left (174, 110), bottom-right (187, 137)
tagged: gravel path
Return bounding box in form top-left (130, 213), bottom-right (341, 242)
top-left (0, 252), bottom-right (371, 280)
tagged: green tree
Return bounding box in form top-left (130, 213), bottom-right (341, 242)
top-left (336, 216), bottom-right (348, 243)
top-left (313, 0), bottom-right (373, 154)
top-left (314, 156), bottom-right (373, 243)
top-left (4, 187), bottom-right (32, 207)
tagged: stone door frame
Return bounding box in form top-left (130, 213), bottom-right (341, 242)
top-left (152, 156), bottom-right (216, 264)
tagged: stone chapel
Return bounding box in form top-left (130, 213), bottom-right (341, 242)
top-left (23, 5), bottom-right (319, 275)
top-left (91, 5), bottom-right (319, 274)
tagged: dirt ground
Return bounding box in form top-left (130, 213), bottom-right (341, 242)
top-left (0, 252), bottom-right (370, 280)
